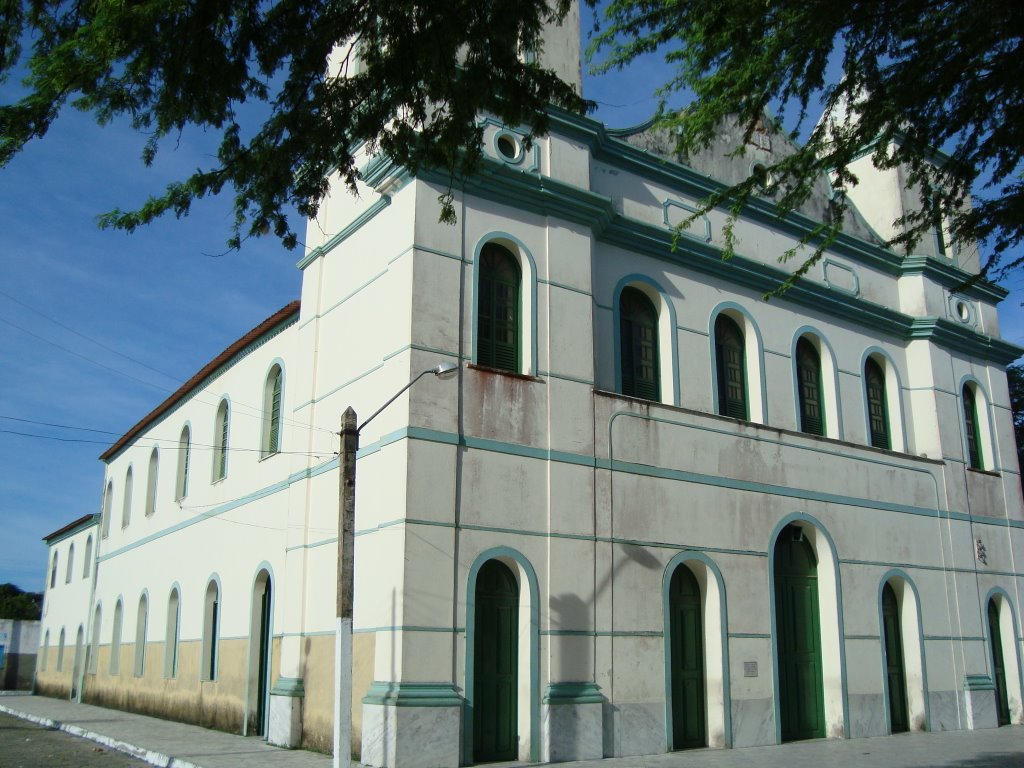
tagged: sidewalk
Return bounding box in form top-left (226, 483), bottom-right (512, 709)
top-left (2, 692), bottom-right (1024, 768)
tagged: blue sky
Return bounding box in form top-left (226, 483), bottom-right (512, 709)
top-left (2, 21), bottom-right (1023, 592)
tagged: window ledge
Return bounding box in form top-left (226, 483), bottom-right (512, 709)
top-left (467, 363), bottom-right (544, 383)
top-left (258, 450), bottom-right (281, 463)
top-left (967, 467), bottom-right (1001, 478)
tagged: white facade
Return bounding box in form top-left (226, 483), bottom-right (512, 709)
top-left (38, 11), bottom-right (1024, 765)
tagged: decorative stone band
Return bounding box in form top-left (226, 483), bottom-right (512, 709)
top-left (542, 682), bottom-right (604, 705)
top-left (270, 676), bottom-right (306, 697)
top-left (362, 682), bottom-right (464, 707)
top-left (963, 674), bottom-right (996, 691)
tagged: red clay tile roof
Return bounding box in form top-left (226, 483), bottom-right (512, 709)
top-left (43, 513), bottom-right (99, 543)
top-left (99, 301), bottom-right (300, 463)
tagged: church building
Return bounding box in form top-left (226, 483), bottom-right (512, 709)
top-left (35, 6), bottom-right (1024, 766)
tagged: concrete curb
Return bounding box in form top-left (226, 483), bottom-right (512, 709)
top-left (0, 702), bottom-right (202, 768)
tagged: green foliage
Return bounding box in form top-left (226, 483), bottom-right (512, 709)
top-left (0, 583), bottom-right (42, 620)
top-left (1, 0), bottom-right (585, 249)
top-left (1007, 363), bottom-right (1024, 476)
top-left (589, 0), bottom-right (1024, 288)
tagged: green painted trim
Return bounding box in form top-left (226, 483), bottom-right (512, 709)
top-left (354, 626), bottom-right (457, 634)
top-left (44, 514), bottom-right (100, 545)
top-left (294, 362), bottom-right (384, 411)
top-left (297, 197), bottom-right (392, 270)
top-left (278, 630), bottom-right (337, 638)
top-left (964, 674), bottom-right (996, 691)
top-left (285, 537), bottom-right (337, 553)
top-left (270, 676), bottom-right (305, 697)
top-left (296, 269), bottom-right (388, 333)
top-left (363, 681), bottom-right (463, 707)
top-left (925, 635), bottom-right (987, 642)
top-left (538, 278), bottom-right (593, 298)
top-left (537, 371), bottom-right (595, 386)
top-left (729, 632), bottom-right (771, 639)
top-left (543, 682), bottom-right (604, 705)
top-left (846, 634), bottom-right (881, 641)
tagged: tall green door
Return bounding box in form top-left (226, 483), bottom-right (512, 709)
top-left (988, 600), bottom-right (1011, 726)
top-left (474, 561), bottom-right (519, 762)
top-left (774, 526), bottom-right (825, 741)
top-left (255, 577), bottom-right (272, 736)
top-left (669, 566), bottom-right (707, 749)
top-left (882, 583), bottom-right (909, 733)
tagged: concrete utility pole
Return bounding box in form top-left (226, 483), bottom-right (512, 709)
top-left (335, 407), bottom-right (358, 768)
top-left (333, 362), bottom-right (457, 768)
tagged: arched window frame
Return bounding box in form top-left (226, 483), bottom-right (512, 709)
top-left (791, 330), bottom-right (843, 440)
top-left (82, 536), bottom-right (92, 579)
top-left (710, 305), bottom-right (767, 423)
top-left (50, 552), bottom-right (58, 589)
top-left (960, 377), bottom-right (995, 472)
top-left (261, 365), bottom-right (284, 458)
top-left (57, 627), bottom-right (65, 671)
top-left (134, 591), bottom-right (148, 677)
top-left (121, 465), bottom-right (133, 529)
top-left (213, 398), bottom-right (230, 480)
top-left (88, 604), bottom-right (101, 673)
top-left (613, 275), bottom-right (679, 406)
top-left (472, 234), bottom-right (538, 376)
top-left (862, 350), bottom-right (907, 452)
top-left (165, 586), bottom-right (181, 679)
top-left (145, 448), bottom-right (159, 517)
top-left (176, 425), bottom-right (191, 500)
top-left (110, 598), bottom-right (123, 675)
top-left (65, 544), bottom-right (75, 584)
top-left (101, 481), bottom-right (113, 539)
top-left (201, 577), bottom-right (221, 681)
top-left (41, 630), bottom-right (50, 671)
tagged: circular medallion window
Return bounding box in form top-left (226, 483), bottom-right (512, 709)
top-left (494, 131), bottom-right (524, 164)
top-left (956, 300), bottom-right (971, 322)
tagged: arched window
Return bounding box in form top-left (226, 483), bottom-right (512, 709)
top-left (41, 630), bottom-right (49, 671)
top-left (89, 605), bottom-right (101, 673)
top-left (262, 366), bottom-right (283, 458)
top-left (165, 588), bottom-right (181, 679)
top-left (202, 580), bottom-right (220, 681)
top-left (619, 287), bottom-right (660, 400)
top-left (476, 243), bottom-right (521, 372)
top-left (110, 599), bottom-right (123, 675)
top-left (715, 315), bottom-right (748, 419)
top-left (865, 358), bottom-right (891, 449)
top-left (65, 544), bottom-right (75, 584)
top-left (82, 536), bottom-right (92, 579)
top-left (57, 627), bottom-right (65, 671)
top-left (796, 338), bottom-right (824, 436)
top-left (145, 448), bottom-right (158, 516)
top-left (101, 481), bottom-right (113, 538)
top-left (49, 552), bottom-right (58, 589)
top-left (176, 426), bottom-right (191, 500)
top-left (963, 384), bottom-right (985, 470)
top-left (213, 399), bottom-right (230, 480)
top-left (121, 466), bottom-right (133, 529)
top-left (134, 593), bottom-right (148, 677)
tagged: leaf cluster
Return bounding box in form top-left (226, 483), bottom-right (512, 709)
top-left (0, 583), bottom-right (42, 620)
top-left (1, 0), bottom-right (586, 249)
top-left (589, 0), bottom-right (1024, 286)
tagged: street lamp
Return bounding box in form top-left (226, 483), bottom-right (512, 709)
top-left (335, 361), bottom-right (459, 768)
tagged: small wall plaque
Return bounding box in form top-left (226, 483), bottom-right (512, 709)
top-left (743, 661), bottom-right (758, 678)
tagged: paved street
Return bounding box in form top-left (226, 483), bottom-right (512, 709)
top-left (0, 712), bottom-right (152, 768)
top-left (2, 693), bottom-right (1024, 768)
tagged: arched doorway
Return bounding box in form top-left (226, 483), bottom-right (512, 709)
top-left (669, 565), bottom-right (706, 749)
top-left (248, 570), bottom-right (273, 736)
top-left (473, 560), bottom-right (519, 762)
top-left (774, 524), bottom-right (825, 741)
top-left (988, 598), bottom-right (1011, 726)
top-left (882, 583), bottom-right (909, 732)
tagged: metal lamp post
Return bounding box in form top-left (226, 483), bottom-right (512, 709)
top-left (335, 361), bottom-right (459, 768)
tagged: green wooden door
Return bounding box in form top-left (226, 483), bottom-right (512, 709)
top-left (989, 600), bottom-right (1011, 726)
top-left (474, 561), bottom-right (519, 762)
top-left (882, 583), bottom-right (909, 733)
top-left (669, 566), bottom-right (707, 749)
top-left (255, 578), bottom-right (272, 736)
top-left (775, 526), bottom-right (825, 741)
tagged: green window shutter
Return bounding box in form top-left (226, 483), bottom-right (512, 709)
top-left (796, 339), bottom-right (824, 436)
top-left (865, 359), bottom-right (891, 449)
top-left (619, 287), bottom-right (660, 401)
top-left (477, 244), bottom-right (520, 372)
top-left (964, 386), bottom-right (983, 469)
top-left (715, 316), bottom-right (748, 420)
top-left (216, 403), bottom-right (229, 480)
top-left (266, 368), bottom-right (282, 455)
